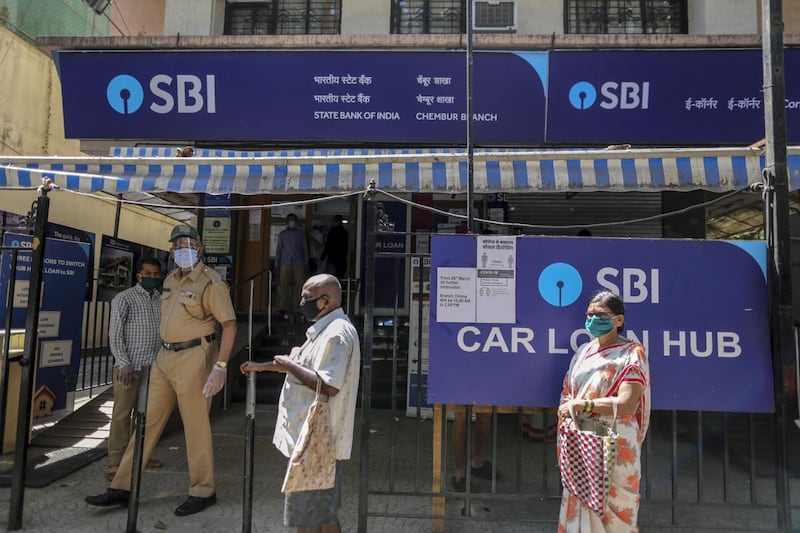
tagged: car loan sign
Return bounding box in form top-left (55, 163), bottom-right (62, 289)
top-left (428, 235), bottom-right (772, 413)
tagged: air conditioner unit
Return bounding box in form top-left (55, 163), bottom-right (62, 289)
top-left (84, 0), bottom-right (111, 15)
top-left (472, 0), bottom-right (517, 32)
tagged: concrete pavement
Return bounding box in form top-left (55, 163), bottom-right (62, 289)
top-left (0, 401), bottom-right (796, 532)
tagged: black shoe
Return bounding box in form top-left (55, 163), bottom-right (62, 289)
top-left (451, 476), bottom-right (466, 492)
top-left (471, 461), bottom-right (503, 482)
top-left (174, 494), bottom-right (217, 516)
top-left (85, 488), bottom-right (130, 507)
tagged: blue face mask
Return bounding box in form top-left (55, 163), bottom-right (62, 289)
top-left (173, 247), bottom-right (198, 269)
top-left (585, 316), bottom-right (615, 337)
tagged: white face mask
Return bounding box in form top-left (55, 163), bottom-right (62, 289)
top-left (173, 247), bottom-right (198, 269)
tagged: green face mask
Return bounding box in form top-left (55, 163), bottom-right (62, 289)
top-left (585, 316), bottom-right (614, 337)
top-left (139, 276), bottom-right (161, 291)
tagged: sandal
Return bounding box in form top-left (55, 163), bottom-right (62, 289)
top-left (146, 458), bottom-right (163, 469)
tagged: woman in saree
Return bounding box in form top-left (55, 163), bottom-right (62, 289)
top-left (556, 290), bottom-right (651, 532)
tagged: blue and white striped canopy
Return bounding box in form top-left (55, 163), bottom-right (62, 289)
top-left (1, 147), bottom-right (797, 194)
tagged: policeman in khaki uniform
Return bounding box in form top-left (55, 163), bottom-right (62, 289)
top-left (87, 224), bottom-right (237, 517)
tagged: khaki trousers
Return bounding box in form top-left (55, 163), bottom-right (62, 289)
top-left (280, 264), bottom-right (306, 311)
top-left (111, 340), bottom-right (217, 498)
top-left (107, 367), bottom-right (145, 467)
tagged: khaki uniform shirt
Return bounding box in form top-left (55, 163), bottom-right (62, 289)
top-left (160, 262), bottom-right (236, 343)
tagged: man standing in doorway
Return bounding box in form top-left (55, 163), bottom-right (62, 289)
top-left (86, 224), bottom-right (237, 516)
top-left (275, 213), bottom-right (308, 320)
top-left (105, 257), bottom-right (164, 481)
top-left (320, 214), bottom-right (349, 279)
top-left (240, 274), bottom-right (361, 533)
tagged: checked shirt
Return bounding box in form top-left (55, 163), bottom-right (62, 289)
top-left (109, 284), bottom-right (162, 370)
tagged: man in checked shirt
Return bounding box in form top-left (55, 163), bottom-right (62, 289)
top-left (105, 257), bottom-right (164, 481)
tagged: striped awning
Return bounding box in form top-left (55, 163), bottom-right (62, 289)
top-left (1, 147), bottom-right (798, 195)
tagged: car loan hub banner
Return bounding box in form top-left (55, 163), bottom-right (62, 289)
top-left (428, 235), bottom-right (772, 413)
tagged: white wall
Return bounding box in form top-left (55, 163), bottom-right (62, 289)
top-left (518, 0), bottom-right (563, 35)
top-left (164, 0), bottom-right (223, 36)
top-left (164, 0), bottom-right (767, 37)
top-left (688, 0), bottom-right (758, 34)
top-left (342, 0), bottom-right (389, 35)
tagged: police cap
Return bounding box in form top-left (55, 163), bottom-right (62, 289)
top-left (170, 224), bottom-right (200, 242)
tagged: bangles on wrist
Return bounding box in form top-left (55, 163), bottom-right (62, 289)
top-left (583, 399), bottom-right (594, 413)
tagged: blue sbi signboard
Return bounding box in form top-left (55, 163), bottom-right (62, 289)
top-left (546, 49), bottom-right (796, 145)
top-left (55, 48), bottom-right (799, 145)
top-left (0, 234), bottom-right (90, 412)
top-left (56, 50), bottom-right (547, 144)
top-left (428, 235), bottom-right (772, 413)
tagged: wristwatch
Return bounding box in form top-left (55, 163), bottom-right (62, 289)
top-left (214, 360), bottom-right (228, 369)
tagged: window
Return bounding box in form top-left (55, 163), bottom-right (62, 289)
top-left (224, 1), bottom-right (341, 35)
top-left (566, 0), bottom-right (687, 34)
top-left (391, 0), bottom-right (464, 34)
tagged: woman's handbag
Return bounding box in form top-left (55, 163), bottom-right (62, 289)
top-left (558, 400), bottom-right (619, 517)
top-left (281, 376), bottom-right (337, 493)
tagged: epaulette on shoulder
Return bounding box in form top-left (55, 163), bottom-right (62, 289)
top-left (200, 266), bottom-right (223, 283)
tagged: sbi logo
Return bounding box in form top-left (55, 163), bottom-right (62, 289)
top-left (538, 262), bottom-right (660, 306)
top-left (106, 74), bottom-right (217, 115)
top-left (568, 80), bottom-right (650, 110)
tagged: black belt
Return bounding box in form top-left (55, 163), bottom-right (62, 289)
top-left (162, 334), bottom-right (216, 352)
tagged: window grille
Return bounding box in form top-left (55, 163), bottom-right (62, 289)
top-left (224, 1), bottom-right (341, 35)
top-left (391, 0), bottom-right (464, 34)
top-left (565, 0), bottom-right (687, 34)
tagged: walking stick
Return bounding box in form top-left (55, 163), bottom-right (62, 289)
top-left (126, 365), bottom-right (151, 533)
top-left (242, 371), bottom-right (256, 533)
top-left (242, 278), bottom-right (256, 533)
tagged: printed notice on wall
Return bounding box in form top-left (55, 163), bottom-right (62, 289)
top-left (476, 236), bottom-right (516, 323)
top-left (38, 311), bottom-right (61, 338)
top-left (436, 267), bottom-right (476, 323)
top-left (40, 340), bottom-right (72, 368)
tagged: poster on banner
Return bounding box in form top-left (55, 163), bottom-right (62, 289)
top-left (407, 256), bottom-right (432, 417)
top-left (477, 235), bottom-right (516, 323)
top-left (97, 235), bottom-right (168, 301)
top-left (428, 235), bottom-right (772, 413)
top-left (0, 213), bottom-right (95, 300)
top-left (436, 268), bottom-right (476, 323)
top-left (0, 233), bottom-right (90, 414)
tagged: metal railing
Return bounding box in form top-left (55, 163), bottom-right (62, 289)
top-left (358, 264), bottom-right (800, 531)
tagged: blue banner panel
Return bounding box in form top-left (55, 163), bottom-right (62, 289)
top-left (428, 235), bottom-right (772, 413)
top-left (0, 234), bottom-right (90, 412)
top-left (56, 50), bottom-right (547, 145)
top-left (546, 49), bottom-right (800, 145)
